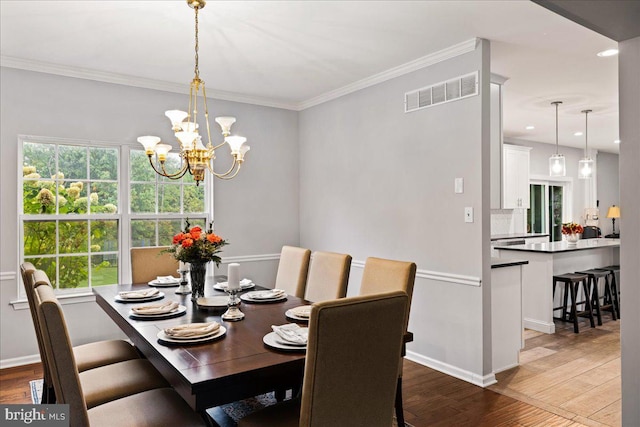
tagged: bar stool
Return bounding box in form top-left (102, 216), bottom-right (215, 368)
top-left (576, 269), bottom-right (615, 325)
top-left (596, 265), bottom-right (620, 318)
top-left (552, 273), bottom-right (594, 333)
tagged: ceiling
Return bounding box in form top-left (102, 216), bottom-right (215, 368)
top-left (0, 1), bottom-right (622, 153)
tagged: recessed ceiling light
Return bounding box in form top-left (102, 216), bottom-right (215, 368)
top-left (525, 125), bottom-right (535, 130)
top-left (597, 49), bottom-right (619, 57)
top-left (574, 132), bottom-right (583, 136)
top-left (614, 139), bottom-right (621, 144)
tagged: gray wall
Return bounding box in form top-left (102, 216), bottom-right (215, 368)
top-left (596, 151), bottom-right (620, 236)
top-left (0, 68), bottom-right (298, 364)
top-left (299, 40), bottom-right (494, 382)
top-left (619, 35), bottom-right (640, 427)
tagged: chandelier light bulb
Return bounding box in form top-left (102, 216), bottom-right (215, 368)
top-left (215, 116), bottom-right (237, 136)
top-left (226, 136), bottom-right (247, 154)
top-left (155, 144), bottom-right (173, 162)
top-left (165, 110), bottom-right (189, 128)
top-left (137, 136), bottom-right (161, 155)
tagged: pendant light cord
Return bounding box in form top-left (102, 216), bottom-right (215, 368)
top-left (582, 109), bottom-right (592, 156)
top-left (552, 101), bottom-right (562, 155)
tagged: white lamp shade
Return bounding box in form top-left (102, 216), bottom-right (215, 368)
top-left (180, 121), bottom-right (199, 132)
top-left (549, 154), bottom-right (566, 177)
top-left (215, 116), bottom-right (236, 135)
top-left (137, 136), bottom-right (161, 154)
top-left (176, 131), bottom-right (198, 149)
top-left (226, 136), bottom-right (247, 154)
top-left (579, 158), bottom-right (594, 179)
top-left (194, 135), bottom-right (206, 151)
top-left (155, 144), bottom-right (172, 161)
top-left (165, 110), bottom-right (189, 127)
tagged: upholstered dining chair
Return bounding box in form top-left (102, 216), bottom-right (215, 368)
top-left (20, 263), bottom-right (141, 403)
top-left (130, 246), bottom-right (179, 284)
top-left (35, 283), bottom-right (207, 427)
top-left (238, 291), bottom-right (408, 427)
top-left (274, 246), bottom-right (311, 298)
top-left (359, 257), bottom-right (417, 427)
top-left (304, 251), bottom-right (352, 302)
top-left (32, 270), bottom-right (169, 409)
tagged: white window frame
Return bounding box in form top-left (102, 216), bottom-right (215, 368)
top-left (17, 135), bottom-right (212, 298)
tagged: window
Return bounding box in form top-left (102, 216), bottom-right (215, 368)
top-left (19, 137), bottom-right (211, 293)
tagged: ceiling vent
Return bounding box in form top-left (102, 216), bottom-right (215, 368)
top-left (405, 71), bottom-right (478, 113)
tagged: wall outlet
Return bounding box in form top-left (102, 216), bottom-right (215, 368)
top-left (465, 207), bottom-right (474, 223)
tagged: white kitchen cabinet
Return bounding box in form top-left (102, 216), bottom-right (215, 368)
top-left (502, 144), bottom-right (531, 209)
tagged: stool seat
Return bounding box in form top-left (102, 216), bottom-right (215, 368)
top-left (552, 273), bottom-right (594, 333)
top-left (576, 269), bottom-right (609, 278)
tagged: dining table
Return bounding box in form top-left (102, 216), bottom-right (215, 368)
top-left (93, 282), bottom-right (308, 418)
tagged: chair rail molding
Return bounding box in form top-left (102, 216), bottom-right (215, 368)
top-left (1, 271), bottom-right (16, 282)
top-left (219, 253), bottom-right (281, 263)
top-left (351, 260), bottom-right (482, 287)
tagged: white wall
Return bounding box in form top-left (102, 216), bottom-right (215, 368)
top-left (619, 35), bottom-right (640, 427)
top-left (298, 40), bottom-right (495, 384)
top-left (0, 68), bottom-right (299, 364)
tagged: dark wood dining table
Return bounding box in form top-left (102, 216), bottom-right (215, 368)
top-left (93, 284), bottom-right (307, 415)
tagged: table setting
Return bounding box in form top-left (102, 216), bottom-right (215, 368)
top-left (115, 288), bottom-right (165, 303)
top-left (157, 321), bottom-right (227, 345)
top-left (213, 278), bottom-right (255, 291)
top-left (148, 275), bottom-right (181, 287)
top-left (263, 323), bottom-right (308, 352)
top-left (128, 301), bottom-right (186, 320)
top-left (241, 289), bottom-right (288, 303)
top-left (285, 305), bottom-right (312, 322)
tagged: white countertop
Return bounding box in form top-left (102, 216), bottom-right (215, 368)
top-left (494, 238), bottom-right (620, 253)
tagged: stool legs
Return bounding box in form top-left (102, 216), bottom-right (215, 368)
top-left (588, 275), bottom-right (603, 326)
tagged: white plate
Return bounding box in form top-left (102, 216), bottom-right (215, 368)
top-left (285, 309), bottom-right (309, 322)
top-left (129, 305), bottom-right (187, 320)
top-left (240, 292), bottom-right (287, 303)
top-left (157, 326), bottom-right (226, 345)
top-left (263, 331), bottom-right (307, 352)
top-left (115, 291), bottom-right (164, 303)
top-left (196, 296), bottom-right (229, 308)
top-left (148, 278), bottom-right (181, 287)
top-left (213, 282), bottom-right (255, 291)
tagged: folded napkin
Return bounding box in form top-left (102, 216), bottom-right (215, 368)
top-left (156, 275), bottom-right (179, 283)
top-left (249, 289), bottom-right (286, 300)
top-left (290, 305), bottom-right (312, 318)
top-left (216, 278), bottom-right (253, 288)
top-left (118, 288), bottom-right (159, 299)
top-left (164, 322), bottom-right (220, 338)
top-left (272, 323), bottom-right (308, 345)
top-left (131, 301), bottom-right (179, 315)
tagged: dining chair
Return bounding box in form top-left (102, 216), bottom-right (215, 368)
top-left (238, 290), bottom-right (408, 427)
top-left (34, 283), bottom-right (207, 427)
top-left (359, 256), bottom-right (417, 427)
top-left (304, 251), bottom-right (352, 302)
top-left (20, 263), bottom-right (141, 403)
top-left (130, 246), bottom-right (179, 284)
top-left (274, 246), bottom-right (311, 298)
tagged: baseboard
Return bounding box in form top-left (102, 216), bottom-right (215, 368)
top-left (523, 318), bottom-right (555, 334)
top-left (406, 350), bottom-right (497, 388)
top-left (0, 354), bottom-right (41, 370)
top-left (492, 362), bottom-right (519, 374)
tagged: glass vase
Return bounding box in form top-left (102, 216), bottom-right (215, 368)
top-left (189, 261), bottom-right (207, 301)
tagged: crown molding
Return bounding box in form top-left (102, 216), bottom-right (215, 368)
top-left (2, 38), bottom-right (478, 112)
top-left (298, 38), bottom-right (479, 110)
top-left (0, 55), bottom-right (299, 111)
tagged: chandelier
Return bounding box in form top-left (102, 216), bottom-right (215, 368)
top-left (138, 0), bottom-right (249, 186)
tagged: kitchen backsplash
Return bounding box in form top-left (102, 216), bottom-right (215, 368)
top-left (491, 209), bottom-right (527, 235)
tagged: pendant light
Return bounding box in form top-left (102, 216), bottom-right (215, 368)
top-left (578, 109), bottom-right (594, 179)
top-left (549, 101), bottom-right (566, 176)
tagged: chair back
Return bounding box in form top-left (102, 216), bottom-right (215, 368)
top-left (35, 283), bottom-right (90, 426)
top-left (130, 246), bottom-right (179, 284)
top-left (360, 257), bottom-right (416, 331)
top-left (304, 251), bottom-right (351, 302)
top-left (300, 291), bottom-right (408, 426)
top-left (274, 246), bottom-right (311, 298)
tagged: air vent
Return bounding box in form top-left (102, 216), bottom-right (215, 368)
top-left (405, 71), bottom-right (478, 113)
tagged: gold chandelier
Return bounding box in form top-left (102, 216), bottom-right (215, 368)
top-left (138, 0), bottom-right (249, 186)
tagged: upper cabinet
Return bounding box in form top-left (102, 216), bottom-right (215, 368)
top-left (502, 144), bottom-right (531, 209)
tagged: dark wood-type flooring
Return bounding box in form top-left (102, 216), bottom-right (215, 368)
top-left (1, 316), bottom-right (620, 426)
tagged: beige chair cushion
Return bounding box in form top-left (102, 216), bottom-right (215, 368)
top-left (80, 359), bottom-right (169, 408)
top-left (275, 246), bottom-right (311, 298)
top-left (130, 246), bottom-right (179, 284)
top-left (88, 388), bottom-right (207, 427)
top-left (239, 291), bottom-right (407, 427)
top-left (31, 270), bottom-right (140, 373)
top-left (304, 251), bottom-right (351, 302)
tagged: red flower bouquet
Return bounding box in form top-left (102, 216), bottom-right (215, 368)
top-left (561, 222), bottom-right (584, 235)
top-left (165, 220), bottom-right (228, 267)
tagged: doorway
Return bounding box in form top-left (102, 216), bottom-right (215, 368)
top-left (528, 182), bottom-right (570, 242)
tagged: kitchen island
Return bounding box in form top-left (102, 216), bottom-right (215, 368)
top-left (495, 238), bottom-right (620, 334)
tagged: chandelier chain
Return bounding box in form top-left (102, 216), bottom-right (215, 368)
top-left (194, 6), bottom-right (200, 79)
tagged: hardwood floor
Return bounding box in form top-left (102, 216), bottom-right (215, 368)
top-left (1, 318), bottom-right (619, 426)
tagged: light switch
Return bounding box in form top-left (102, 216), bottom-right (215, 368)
top-left (464, 207), bottom-right (474, 223)
top-left (455, 178), bottom-right (464, 194)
